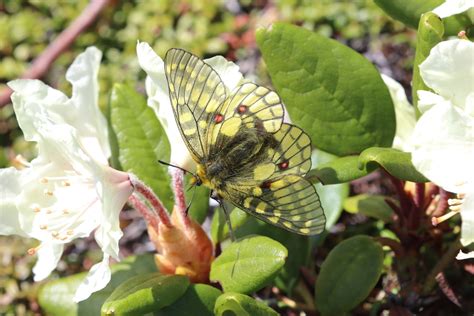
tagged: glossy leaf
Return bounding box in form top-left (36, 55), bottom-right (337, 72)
top-left (154, 284), bottom-right (221, 316)
top-left (307, 155), bottom-right (372, 185)
top-left (38, 255), bottom-right (157, 316)
top-left (210, 235), bottom-right (287, 293)
top-left (374, 0), bottom-right (471, 34)
top-left (412, 12), bottom-right (444, 113)
top-left (110, 84), bottom-right (173, 209)
top-left (256, 23), bottom-right (395, 156)
top-left (358, 147), bottom-right (429, 182)
top-left (315, 235), bottom-right (384, 315)
top-left (101, 273), bottom-right (189, 315)
top-left (344, 194), bottom-right (396, 223)
top-left (214, 292), bottom-right (278, 316)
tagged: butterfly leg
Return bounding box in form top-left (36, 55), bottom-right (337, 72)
top-left (211, 191), bottom-right (236, 241)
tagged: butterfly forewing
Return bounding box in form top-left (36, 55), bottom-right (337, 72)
top-left (165, 48), bottom-right (227, 160)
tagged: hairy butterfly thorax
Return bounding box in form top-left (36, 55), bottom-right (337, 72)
top-left (164, 48), bottom-right (326, 235)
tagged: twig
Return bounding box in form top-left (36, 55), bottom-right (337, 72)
top-left (0, 0), bottom-right (110, 107)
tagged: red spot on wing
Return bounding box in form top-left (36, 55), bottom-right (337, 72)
top-left (278, 160), bottom-right (289, 170)
top-left (237, 105), bottom-right (248, 114)
top-left (261, 181), bottom-right (272, 189)
top-left (214, 113), bottom-right (224, 123)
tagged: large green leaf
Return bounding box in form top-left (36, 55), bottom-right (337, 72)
top-left (315, 235), bottom-right (384, 315)
top-left (110, 84), bottom-right (173, 209)
top-left (155, 284), bottom-right (222, 316)
top-left (256, 23), bottom-right (395, 156)
top-left (412, 12), bottom-right (444, 113)
top-left (374, 0), bottom-right (472, 34)
top-left (38, 255), bottom-right (157, 316)
top-left (358, 147), bottom-right (429, 182)
top-left (214, 292), bottom-right (278, 316)
top-left (307, 155), bottom-right (372, 185)
top-left (101, 273), bottom-right (190, 315)
top-left (210, 235), bottom-right (287, 293)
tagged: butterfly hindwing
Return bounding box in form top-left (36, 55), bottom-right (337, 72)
top-left (165, 48), bottom-right (227, 160)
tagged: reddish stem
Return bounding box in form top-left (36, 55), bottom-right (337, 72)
top-left (0, 0), bottom-right (110, 107)
top-left (128, 194), bottom-right (160, 234)
top-left (170, 168), bottom-right (191, 228)
top-left (130, 175), bottom-right (172, 228)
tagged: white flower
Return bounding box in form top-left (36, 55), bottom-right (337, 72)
top-left (432, 0), bottom-right (474, 18)
top-left (381, 74), bottom-right (417, 152)
top-left (136, 42), bottom-right (243, 171)
top-left (0, 47), bottom-right (133, 301)
top-left (411, 39), bottom-right (474, 258)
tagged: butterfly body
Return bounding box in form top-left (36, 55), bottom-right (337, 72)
top-left (164, 48), bottom-right (326, 235)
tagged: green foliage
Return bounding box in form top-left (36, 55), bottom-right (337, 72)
top-left (256, 22), bottom-right (396, 156)
top-left (155, 284), bottom-right (222, 316)
top-left (214, 292), bottom-right (278, 316)
top-left (315, 235), bottom-right (384, 315)
top-left (109, 83), bottom-right (209, 221)
top-left (309, 147), bottom-right (429, 184)
top-left (412, 12), bottom-right (444, 113)
top-left (344, 194), bottom-right (396, 223)
top-left (101, 273), bottom-right (189, 315)
top-left (210, 235), bottom-right (287, 293)
top-left (373, 0), bottom-right (472, 35)
top-left (38, 255), bottom-right (157, 316)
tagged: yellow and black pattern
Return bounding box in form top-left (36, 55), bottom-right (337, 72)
top-left (163, 48), bottom-right (326, 236)
top-left (165, 48), bottom-right (227, 159)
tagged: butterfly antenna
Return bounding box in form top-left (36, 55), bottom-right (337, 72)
top-left (158, 160), bottom-right (193, 176)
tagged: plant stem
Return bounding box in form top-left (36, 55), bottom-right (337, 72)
top-left (170, 168), bottom-right (191, 229)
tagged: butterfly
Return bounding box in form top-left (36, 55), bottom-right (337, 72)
top-left (164, 48), bottom-right (325, 235)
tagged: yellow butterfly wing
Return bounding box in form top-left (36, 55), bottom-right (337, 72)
top-left (164, 48), bottom-right (227, 161)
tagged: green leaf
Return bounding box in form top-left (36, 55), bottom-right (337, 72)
top-left (211, 207), bottom-right (250, 243)
top-left (358, 147), bottom-right (429, 182)
top-left (155, 284), bottom-right (221, 316)
top-left (311, 149), bottom-right (350, 229)
top-left (373, 0), bottom-right (472, 35)
top-left (256, 23), bottom-right (395, 156)
top-left (214, 292), bottom-right (278, 316)
top-left (344, 194), bottom-right (396, 223)
top-left (307, 156), bottom-right (372, 185)
top-left (315, 235), bottom-right (384, 315)
top-left (110, 84), bottom-right (173, 210)
top-left (210, 235), bottom-right (287, 293)
top-left (38, 255), bottom-right (157, 316)
top-left (412, 12), bottom-right (444, 113)
top-left (101, 273), bottom-right (190, 316)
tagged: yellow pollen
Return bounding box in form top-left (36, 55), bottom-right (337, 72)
top-left (63, 209), bottom-right (70, 214)
top-left (33, 207), bottom-right (41, 213)
top-left (67, 230), bottom-right (74, 236)
top-left (40, 224), bottom-right (48, 230)
top-left (62, 181), bottom-right (71, 187)
top-left (44, 189), bottom-right (53, 196)
top-left (51, 231), bottom-right (59, 238)
top-left (40, 178), bottom-right (48, 184)
top-left (46, 209), bottom-right (52, 214)
top-left (60, 236), bottom-right (68, 241)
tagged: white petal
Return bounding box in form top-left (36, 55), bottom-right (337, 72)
top-left (381, 75), bottom-right (417, 152)
top-left (417, 90), bottom-right (448, 114)
top-left (33, 242), bottom-right (64, 281)
top-left (73, 254), bottom-right (111, 302)
top-left (66, 46), bottom-right (110, 163)
top-left (0, 167), bottom-right (26, 236)
top-left (456, 250), bottom-right (474, 260)
top-left (419, 39), bottom-right (474, 108)
top-left (411, 102), bottom-right (474, 192)
top-left (137, 41), bottom-right (194, 170)
top-left (433, 0), bottom-right (474, 18)
top-left (8, 80), bottom-right (69, 142)
top-left (460, 191), bottom-right (474, 246)
top-left (205, 56), bottom-right (243, 92)
top-left (94, 168), bottom-right (133, 260)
